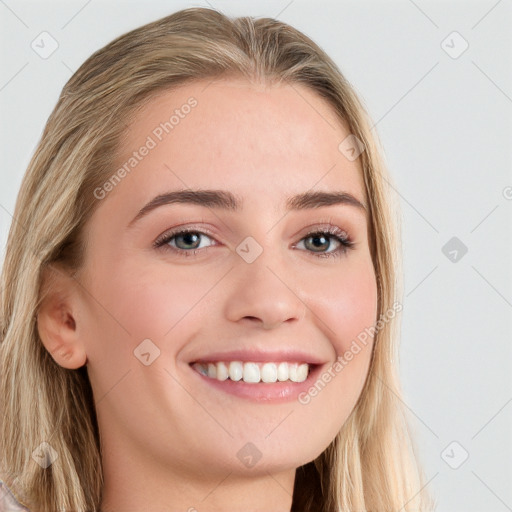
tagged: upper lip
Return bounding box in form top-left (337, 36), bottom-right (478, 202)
top-left (189, 348), bottom-right (328, 366)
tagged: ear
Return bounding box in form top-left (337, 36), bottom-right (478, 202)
top-left (36, 263), bottom-right (88, 369)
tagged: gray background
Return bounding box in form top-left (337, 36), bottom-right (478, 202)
top-left (1, 1), bottom-right (511, 510)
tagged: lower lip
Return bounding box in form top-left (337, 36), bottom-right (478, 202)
top-left (188, 363), bottom-right (325, 403)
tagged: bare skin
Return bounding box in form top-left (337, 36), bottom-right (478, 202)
top-left (37, 78), bottom-right (378, 512)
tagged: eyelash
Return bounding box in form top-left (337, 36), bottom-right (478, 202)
top-left (153, 221), bottom-right (356, 260)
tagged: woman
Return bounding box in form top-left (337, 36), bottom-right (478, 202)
top-left (0, 7), bottom-right (435, 512)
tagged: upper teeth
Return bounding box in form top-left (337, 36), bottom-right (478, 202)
top-left (192, 361), bottom-right (310, 383)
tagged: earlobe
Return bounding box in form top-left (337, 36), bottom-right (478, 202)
top-left (36, 264), bottom-right (88, 370)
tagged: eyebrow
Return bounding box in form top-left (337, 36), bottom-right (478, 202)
top-left (127, 189), bottom-right (367, 228)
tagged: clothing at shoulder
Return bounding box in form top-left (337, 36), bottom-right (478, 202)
top-left (0, 480), bottom-right (30, 512)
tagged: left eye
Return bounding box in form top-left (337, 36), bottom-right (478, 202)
top-left (153, 227), bottom-right (355, 259)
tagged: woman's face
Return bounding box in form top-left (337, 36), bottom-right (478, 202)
top-left (75, 78), bottom-right (377, 480)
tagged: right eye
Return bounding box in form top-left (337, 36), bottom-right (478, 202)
top-left (153, 228), bottom-right (217, 256)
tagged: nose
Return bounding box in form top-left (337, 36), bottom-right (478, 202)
top-left (223, 248), bottom-right (307, 330)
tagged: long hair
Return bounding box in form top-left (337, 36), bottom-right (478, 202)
top-left (0, 7), bottom-right (435, 511)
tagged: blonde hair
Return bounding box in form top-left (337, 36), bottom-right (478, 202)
top-left (0, 7), bottom-right (435, 511)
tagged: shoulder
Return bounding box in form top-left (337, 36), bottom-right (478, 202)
top-left (0, 480), bottom-right (30, 512)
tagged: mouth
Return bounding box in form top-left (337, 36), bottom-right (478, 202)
top-left (188, 359), bottom-right (324, 403)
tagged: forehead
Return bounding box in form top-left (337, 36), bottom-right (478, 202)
top-left (104, 78), bottom-right (367, 220)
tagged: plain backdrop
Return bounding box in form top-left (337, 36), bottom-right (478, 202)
top-left (1, 1), bottom-right (511, 510)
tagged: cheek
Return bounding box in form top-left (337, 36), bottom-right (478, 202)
top-left (313, 256), bottom-right (378, 352)
top-left (287, 263), bottom-right (378, 460)
top-left (81, 262), bottom-right (216, 363)
top-left (79, 265), bottom-right (206, 412)
top-left (311, 257), bottom-right (378, 392)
